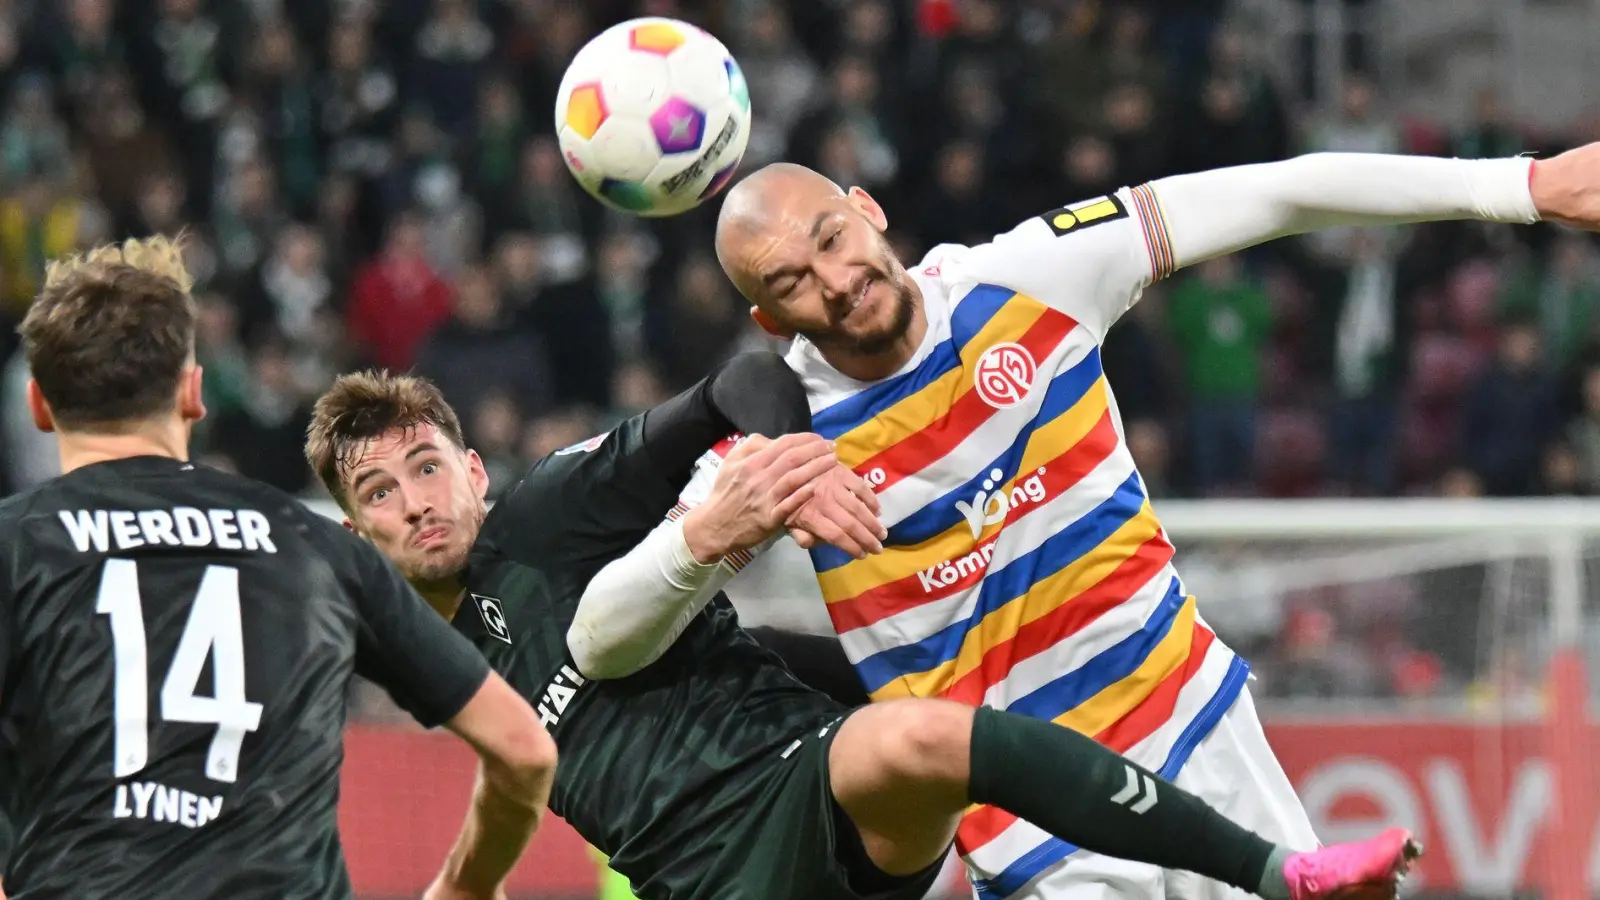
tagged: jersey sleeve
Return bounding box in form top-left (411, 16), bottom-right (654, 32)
top-left (962, 185), bottom-right (1176, 341)
top-left (494, 351), bottom-right (812, 570)
top-left (340, 530), bottom-right (491, 728)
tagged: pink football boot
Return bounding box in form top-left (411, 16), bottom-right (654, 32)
top-left (1284, 828), bottom-right (1424, 900)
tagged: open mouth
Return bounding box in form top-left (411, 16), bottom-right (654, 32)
top-left (846, 277), bottom-right (875, 317)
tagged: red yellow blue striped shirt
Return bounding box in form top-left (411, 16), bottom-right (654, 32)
top-left (781, 187), bottom-right (1250, 899)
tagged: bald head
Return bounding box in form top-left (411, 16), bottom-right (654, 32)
top-left (710, 161), bottom-right (916, 369)
top-left (715, 163), bottom-right (845, 295)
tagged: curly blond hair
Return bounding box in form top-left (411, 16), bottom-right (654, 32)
top-left (43, 234), bottom-right (194, 295)
top-left (20, 234), bottom-right (198, 429)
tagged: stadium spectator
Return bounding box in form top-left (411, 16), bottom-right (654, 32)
top-left (1564, 360), bottom-right (1600, 492)
top-left (414, 262), bottom-right (554, 420)
top-left (1498, 230), bottom-right (1600, 369)
top-left (1169, 254), bottom-right (1274, 495)
top-left (208, 330), bottom-right (317, 494)
top-left (346, 210), bottom-right (453, 371)
top-left (1453, 86), bottom-right (1525, 160)
top-left (1321, 229), bottom-right (1408, 495)
top-left (1458, 318), bottom-right (1562, 495)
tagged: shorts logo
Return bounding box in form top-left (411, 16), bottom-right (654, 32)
top-left (1038, 195), bottom-right (1129, 237)
top-left (974, 342), bottom-right (1037, 409)
top-left (473, 593), bottom-right (513, 644)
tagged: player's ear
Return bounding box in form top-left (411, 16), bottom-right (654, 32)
top-left (178, 364), bottom-right (206, 423)
top-left (846, 186), bottom-right (888, 233)
top-left (25, 379), bottom-right (55, 433)
top-left (750, 306), bottom-right (792, 338)
top-left (465, 448), bottom-right (490, 501)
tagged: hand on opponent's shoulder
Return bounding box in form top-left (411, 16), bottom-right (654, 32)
top-left (681, 433), bottom-right (885, 564)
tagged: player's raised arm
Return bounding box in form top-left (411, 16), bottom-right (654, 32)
top-left (967, 146), bottom-right (1600, 341)
top-left (1150, 150), bottom-right (1541, 267)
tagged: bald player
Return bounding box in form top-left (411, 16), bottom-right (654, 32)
top-left (688, 148), bottom-right (1600, 900)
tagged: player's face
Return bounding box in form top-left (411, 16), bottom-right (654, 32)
top-left (742, 189), bottom-right (917, 357)
top-left (343, 423), bottom-right (489, 587)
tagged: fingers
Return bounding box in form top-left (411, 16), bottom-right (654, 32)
top-left (771, 479), bottom-right (819, 523)
top-left (847, 469), bottom-right (882, 517)
top-left (723, 433), bottom-right (769, 462)
top-left (787, 526), bottom-right (817, 549)
top-left (792, 504), bottom-right (869, 559)
top-left (818, 466), bottom-right (886, 542)
top-left (770, 451), bottom-right (840, 503)
top-left (787, 468), bottom-right (887, 559)
top-left (810, 491), bottom-right (885, 557)
top-left (758, 433), bottom-right (833, 469)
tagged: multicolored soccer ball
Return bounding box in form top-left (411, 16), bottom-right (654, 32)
top-left (555, 17), bottom-right (752, 217)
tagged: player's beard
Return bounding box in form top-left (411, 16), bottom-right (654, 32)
top-left (801, 244), bottom-right (916, 357)
top-left (404, 502), bottom-right (486, 587)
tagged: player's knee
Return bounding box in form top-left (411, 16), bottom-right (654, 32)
top-left (869, 700), bottom-right (973, 787)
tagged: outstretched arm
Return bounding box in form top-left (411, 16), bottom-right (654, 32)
top-left (973, 145), bottom-right (1600, 339)
top-left (1155, 152), bottom-right (1538, 268)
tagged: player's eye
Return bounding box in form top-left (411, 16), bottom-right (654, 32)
top-left (368, 487), bottom-right (389, 503)
top-left (420, 462), bottom-right (439, 476)
top-left (822, 230), bottom-right (840, 250)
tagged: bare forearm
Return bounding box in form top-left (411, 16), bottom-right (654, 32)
top-left (439, 760), bottom-right (554, 895)
top-left (1154, 153), bottom-right (1538, 269)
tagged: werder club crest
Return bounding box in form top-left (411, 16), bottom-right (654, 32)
top-left (472, 593), bottom-right (513, 644)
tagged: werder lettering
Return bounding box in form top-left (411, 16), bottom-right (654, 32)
top-left (59, 508), bottom-right (277, 553)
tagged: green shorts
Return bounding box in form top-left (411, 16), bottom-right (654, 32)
top-left (708, 710), bottom-right (948, 900)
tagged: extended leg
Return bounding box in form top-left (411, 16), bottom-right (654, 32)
top-left (826, 699), bottom-right (1420, 898)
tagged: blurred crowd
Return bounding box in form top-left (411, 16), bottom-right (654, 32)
top-left (1, 0), bottom-right (1596, 503)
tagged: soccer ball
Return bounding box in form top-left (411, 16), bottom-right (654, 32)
top-left (555, 17), bottom-right (752, 218)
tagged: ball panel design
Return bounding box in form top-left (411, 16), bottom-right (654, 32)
top-left (588, 116), bottom-right (661, 181)
top-left (666, 40), bottom-right (735, 107)
top-left (598, 55), bottom-right (672, 117)
top-left (564, 83), bottom-right (607, 139)
top-left (725, 59), bottom-right (750, 112)
top-left (649, 98), bottom-right (706, 154)
top-left (600, 178), bottom-right (657, 212)
top-left (629, 22), bottom-right (685, 55)
top-left (698, 161), bottom-right (739, 201)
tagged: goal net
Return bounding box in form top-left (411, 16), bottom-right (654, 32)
top-left (1163, 498), bottom-right (1600, 900)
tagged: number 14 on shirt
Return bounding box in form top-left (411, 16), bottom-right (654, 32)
top-left (96, 559), bottom-right (264, 783)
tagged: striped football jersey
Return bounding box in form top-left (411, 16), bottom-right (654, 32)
top-left (692, 186), bottom-right (1254, 899)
